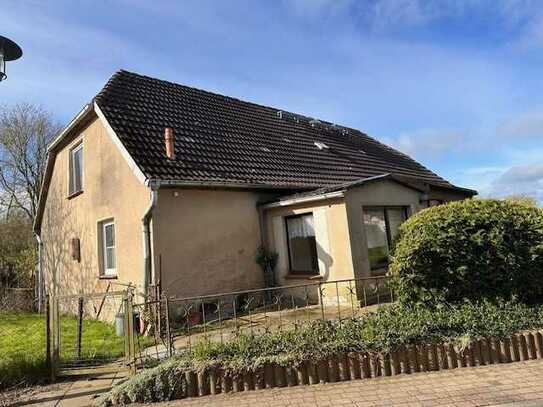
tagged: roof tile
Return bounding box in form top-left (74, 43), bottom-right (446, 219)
top-left (94, 70), bottom-right (461, 190)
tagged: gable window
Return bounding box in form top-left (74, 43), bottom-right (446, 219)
top-left (285, 213), bottom-right (318, 274)
top-left (99, 220), bottom-right (116, 276)
top-left (363, 207), bottom-right (408, 270)
top-left (69, 142), bottom-right (83, 196)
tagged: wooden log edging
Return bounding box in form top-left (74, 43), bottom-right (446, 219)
top-left (176, 330), bottom-right (543, 399)
top-left (108, 330), bottom-right (543, 404)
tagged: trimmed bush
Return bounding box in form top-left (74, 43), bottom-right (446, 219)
top-left (389, 199), bottom-right (543, 305)
top-left (96, 300), bottom-right (543, 406)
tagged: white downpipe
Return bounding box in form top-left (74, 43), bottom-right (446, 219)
top-left (142, 185), bottom-right (159, 298)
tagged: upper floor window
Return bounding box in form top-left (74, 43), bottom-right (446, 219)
top-left (285, 213), bottom-right (319, 275)
top-left (363, 206), bottom-right (408, 270)
top-left (69, 142), bottom-right (83, 196)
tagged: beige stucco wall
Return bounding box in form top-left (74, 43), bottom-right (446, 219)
top-left (264, 198), bottom-right (354, 286)
top-left (40, 116), bottom-right (152, 303)
top-left (153, 189), bottom-right (271, 298)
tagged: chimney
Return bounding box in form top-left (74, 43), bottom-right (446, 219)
top-left (164, 127), bottom-right (175, 159)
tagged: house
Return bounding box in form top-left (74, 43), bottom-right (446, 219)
top-left (34, 70), bottom-right (476, 304)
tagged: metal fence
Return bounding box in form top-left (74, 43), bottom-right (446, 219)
top-left (133, 276), bottom-right (392, 365)
top-left (0, 311), bottom-right (46, 388)
top-left (0, 287), bottom-right (36, 313)
top-left (37, 276), bottom-right (392, 378)
top-left (49, 289), bottom-right (138, 377)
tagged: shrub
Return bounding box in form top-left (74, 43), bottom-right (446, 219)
top-left (388, 199), bottom-right (543, 305)
top-left (96, 300), bottom-right (543, 406)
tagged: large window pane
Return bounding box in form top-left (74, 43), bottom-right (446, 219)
top-left (105, 247), bottom-right (115, 270)
top-left (363, 208), bottom-right (389, 269)
top-left (69, 144), bottom-right (83, 195)
top-left (387, 208), bottom-right (406, 244)
top-left (102, 221), bottom-right (116, 275)
top-left (286, 214), bottom-right (318, 274)
top-left (105, 224), bottom-right (115, 247)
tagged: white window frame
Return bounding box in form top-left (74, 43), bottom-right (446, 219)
top-left (102, 221), bottom-right (116, 276)
top-left (69, 142), bottom-right (84, 196)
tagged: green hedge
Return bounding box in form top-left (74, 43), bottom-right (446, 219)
top-left (97, 300), bottom-right (543, 405)
top-left (389, 199), bottom-right (543, 305)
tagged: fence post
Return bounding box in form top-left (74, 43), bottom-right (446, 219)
top-left (50, 296), bottom-right (59, 382)
top-left (164, 295), bottom-right (172, 358)
top-left (156, 285), bottom-right (162, 340)
top-left (123, 297), bottom-right (129, 365)
top-left (45, 294), bottom-right (51, 369)
top-left (124, 293), bottom-right (136, 374)
top-left (76, 297), bottom-right (84, 359)
top-left (318, 282), bottom-right (325, 321)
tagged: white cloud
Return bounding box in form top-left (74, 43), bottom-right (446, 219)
top-left (363, 0), bottom-right (458, 32)
top-left (475, 162), bottom-right (543, 202)
top-left (383, 128), bottom-right (469, 160)
top-left (284, 0), bottom-right (354, 18)
top-left (495, 163), bottom-right (543, 185)
top-left (497, 110), bottom-right (543, 141)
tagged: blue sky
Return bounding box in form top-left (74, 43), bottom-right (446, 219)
top-left (2, 0), bottom-right (543, 201)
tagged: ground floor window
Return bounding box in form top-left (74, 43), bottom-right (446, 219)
top-left (363, 206), bottom-right (408, 270)
top-left (98, 219), bottom-right (116, 276)
top-left (285, 213), bottom-right (318, 274)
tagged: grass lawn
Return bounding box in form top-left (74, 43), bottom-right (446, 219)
top-left (0, 313), bottom-right (151, 389)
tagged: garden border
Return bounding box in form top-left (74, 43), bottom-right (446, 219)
top-left (168, 330), bottom-right (543, 399)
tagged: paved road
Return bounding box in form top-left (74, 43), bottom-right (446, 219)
top-left (158, 360), bottom-right (543, 407)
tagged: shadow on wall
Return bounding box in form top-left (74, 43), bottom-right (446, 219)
top-left (41, 182), bottom-right (108, 300)
top-left (316, 239), bottom-right (333, 281)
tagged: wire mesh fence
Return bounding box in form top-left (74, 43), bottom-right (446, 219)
top-left (133, 276), bottom-right (392, 366)
top-left (0, 287), bottom-right (36, 313)
top-left (0, 311), bottom-right (47, 388)
top-left (53, 291), bottom-right (127, 368)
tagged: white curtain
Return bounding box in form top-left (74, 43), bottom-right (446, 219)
top-left (287, 214), bottom-right (315, 238)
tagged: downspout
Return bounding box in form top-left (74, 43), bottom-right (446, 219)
top-left (142, 184), bottom-right (158, 298)
top-left (142, 127), bottom-right (173, 297)
top-left (34, 232), bottom-right (43, 313)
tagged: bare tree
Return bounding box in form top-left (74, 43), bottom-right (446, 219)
top-left (0, 103), bottom-right (61, 221)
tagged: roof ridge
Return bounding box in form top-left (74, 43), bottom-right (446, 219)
top-left (99, 69), bottom-right (364, 133)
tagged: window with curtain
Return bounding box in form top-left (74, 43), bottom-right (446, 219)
top-left (363, 207), bottom-right (407, 270)
top-left (69, 142), bottom-right (83, 195)
top-left (285, 213), bottom-right (318, 274)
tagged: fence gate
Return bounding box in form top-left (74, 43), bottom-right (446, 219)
top-left (48, 290), bottom-right (136, 378)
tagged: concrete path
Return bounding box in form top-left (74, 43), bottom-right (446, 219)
top-left (154, 359), bottom-right (543, 407)
top-left (3, 372), bottom-right (125, 407)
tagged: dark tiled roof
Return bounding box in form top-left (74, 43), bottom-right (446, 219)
top-left (94, 70), bottom-right (462, 191)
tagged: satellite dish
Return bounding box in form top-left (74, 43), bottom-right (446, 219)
top-left (0, 36), bottom-right (23, 82)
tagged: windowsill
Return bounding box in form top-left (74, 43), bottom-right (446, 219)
top-left (67, 190), bottom-right (83, 200)
top-left (99, 275), bottom-right (118, 280)
top-left (284, 274), bottom-right (323, 280)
